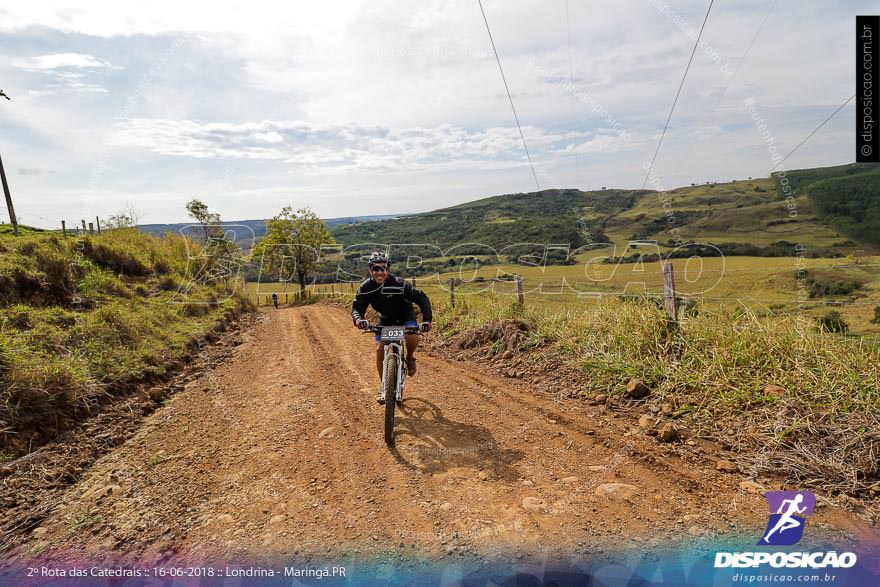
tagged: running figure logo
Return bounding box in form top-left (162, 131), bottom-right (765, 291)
top-left (759, 491), bottom-right (816, 546)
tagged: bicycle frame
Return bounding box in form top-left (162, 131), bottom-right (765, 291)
top-left (364, 323), bottom-right (421, 445)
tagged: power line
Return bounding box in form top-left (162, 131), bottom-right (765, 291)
top-left (769, 94), bottom-right (855, 174)
top-left (477, 0), bottom-right (540, 190)
top-left (672, 0), bottom-right (778, 178)
top-left (565, 0), bottom-right (579, 188)
top-left (642, 0), bottom-right (715, 189)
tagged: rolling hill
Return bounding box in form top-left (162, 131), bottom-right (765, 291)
top-left (138, 214), bottom-right (396, 247)
top-left (332, 188), bottom-right (641, 254)
top-left (778, 162), bottom-right (880, 247)
top-left (331, 163), bottom-right (880, 257)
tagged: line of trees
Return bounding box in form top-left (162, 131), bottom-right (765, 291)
top-left (98, 199), bottom-right (339, 292)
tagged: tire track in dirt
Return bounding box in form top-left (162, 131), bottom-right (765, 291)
top-left (9, 304), bottom-right (873, 566)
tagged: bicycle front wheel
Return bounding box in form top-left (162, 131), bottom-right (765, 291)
top-left (383, 353), bottom-right (398, 445)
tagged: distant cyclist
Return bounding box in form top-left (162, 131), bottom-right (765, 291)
top-left (352, 252), bottom-right (432, 401)
top-left (271, 292), bottom-right (279, 309)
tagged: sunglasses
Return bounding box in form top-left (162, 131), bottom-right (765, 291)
top-left (369, 265), bottom-right (387, 273)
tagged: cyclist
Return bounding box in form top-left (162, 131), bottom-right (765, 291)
top-left (271, 292), bottom-right (278, 309)
top-left (352, 252), bottom-right (432, 402)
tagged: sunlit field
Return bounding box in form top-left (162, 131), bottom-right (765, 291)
top-left (245, 254), bottom-right (880, 335)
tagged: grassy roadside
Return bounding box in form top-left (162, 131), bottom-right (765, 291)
top-left (0, 228), bottom-right (254, 457)
top-left (323, 287), bottom-right (879, 501)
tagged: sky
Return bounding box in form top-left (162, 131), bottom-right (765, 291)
top-left (0, 0), bottom-right (867, 227)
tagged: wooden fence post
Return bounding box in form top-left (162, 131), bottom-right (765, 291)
top-left (61, 220), bottom-right (67, 237)
top-left (662, 263), bottom-right (678, 324)
top-left (88, 222), bottom-right (94, 235)
top-left (449, 278), bottom-right (455, 308)
top-left (514, 275), bottom-right (524, 305)
top-left (95, 216), bottom-right (101, 234)
top-left (81, 219), bottom-right (87, 232)
top-left (285, 293), bottom-right (288, 304)
top-left (412, 276), bottom-right (417, 288)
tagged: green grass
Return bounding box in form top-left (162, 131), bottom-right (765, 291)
top-left (321, 285), bottom-right (879, 414)
top-left (416, 256), bottom-right (880, 334)
top-left (256, 250), bottom-right (880, 335)
top-left (0, 224), bottom-right (47, 237)
top-left (0, 228), bottom-right (254, 456)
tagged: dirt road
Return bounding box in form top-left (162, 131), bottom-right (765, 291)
top-left (9, 305), bottom-right (874, 565)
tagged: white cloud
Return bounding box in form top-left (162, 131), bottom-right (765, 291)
top-left (110, 118), bottom-right (632, 172)
top-left (12, 52), bottom-right (116, 95)
top-left (13, 52), bottom-right (114, 71)
top-left (0, 0), bottom-right (870, 224)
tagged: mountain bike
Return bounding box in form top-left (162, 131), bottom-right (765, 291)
top-left (367, 324), bottom-right (420, 445)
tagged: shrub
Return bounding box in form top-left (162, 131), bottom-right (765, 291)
top-left (157, 275), bottom-right (181, 291)
top-left (0, 230), bottom-right (254, 456)
top-left (0, 236), bottom-right (81, 306)
top-left (81, 238), bottom-right (151, 276)
top-left (816, 310), bottom-right (848, 334)
top-left (798, 270), bottom-right (865, 299)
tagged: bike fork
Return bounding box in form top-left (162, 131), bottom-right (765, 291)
top-left (380, 343), bottom-right (404, 404)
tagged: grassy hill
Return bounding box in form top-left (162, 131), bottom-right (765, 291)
top-left (0, 224), bottom-right (47, 237)
top-left (333, 188), bottom-right (641, 253)
top-left (776, 162), bottom-right (880, 247)
top-left (0, 227), bottom-right (253, 457)
top-left (331, 164), bottom-right (880, 257)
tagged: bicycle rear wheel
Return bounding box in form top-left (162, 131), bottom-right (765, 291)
top-left (383, 353), bottom-right (398, 445)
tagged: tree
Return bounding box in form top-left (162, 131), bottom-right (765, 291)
top-left (253, 207), bottom-right (336, 291)
top-left (105, 203), bottom-right (141, 229)
top-left (182, 199), bottom-right (240, 285)
top-left (186, 198), bottom-right (221, 241)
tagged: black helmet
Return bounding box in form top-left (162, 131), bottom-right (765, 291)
top-left (368, 251), bottom-right (390, 266)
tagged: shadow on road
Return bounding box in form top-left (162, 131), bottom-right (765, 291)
top-left (389, 397), bottom-right (524, 480)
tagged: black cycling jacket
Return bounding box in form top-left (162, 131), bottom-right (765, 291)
top-left (351, 274), bottom-right (433, 324)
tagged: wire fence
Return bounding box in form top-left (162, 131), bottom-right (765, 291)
top-left (246, 273), bottom-right (880, 310)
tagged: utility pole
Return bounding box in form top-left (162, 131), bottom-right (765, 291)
top-left (0, 153), bottom-right (18, 236)
top-left (0, 90), bottom-right (18, 236)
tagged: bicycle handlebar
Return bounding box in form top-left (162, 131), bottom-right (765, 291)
top-left (364, 324), bottom-right (422, 334)
top-left (361, 324), bottom-right (423, 334)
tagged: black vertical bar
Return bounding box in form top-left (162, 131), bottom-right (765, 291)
top-left (857, 15), bottom-right (880, 162)
top-left (0, 153), bottom-right (18, 235)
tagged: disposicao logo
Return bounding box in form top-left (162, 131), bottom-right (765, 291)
top-left (714, 490), bottom-right (858, 569)
top-left (759, 490), bottom-right (815, 546)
